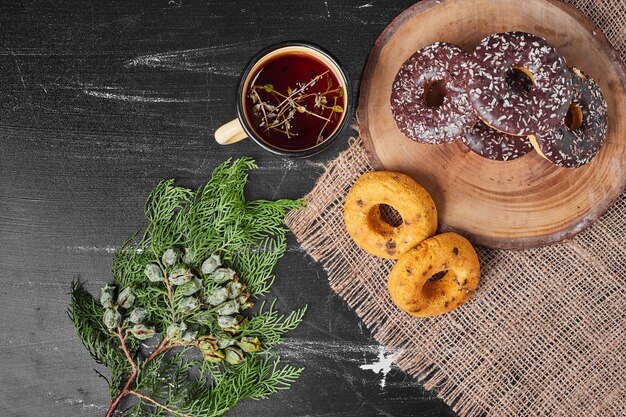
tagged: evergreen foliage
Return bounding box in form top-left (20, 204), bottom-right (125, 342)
top-left (69, 158), bottom-right (306, 416)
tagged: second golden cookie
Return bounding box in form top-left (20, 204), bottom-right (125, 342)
top-left (388, 232), bottom-right (480, 317)
top-left (344, 171), bottom-right (437, 259)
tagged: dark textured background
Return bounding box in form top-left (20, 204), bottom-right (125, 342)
top-left (0, 1), bottom-right (457, 416)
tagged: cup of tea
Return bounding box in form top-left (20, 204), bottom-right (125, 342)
top-left (214, 42), bottom-right (350, 157)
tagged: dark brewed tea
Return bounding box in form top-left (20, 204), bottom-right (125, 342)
top-left (244, 51), bottom-right (346, 151)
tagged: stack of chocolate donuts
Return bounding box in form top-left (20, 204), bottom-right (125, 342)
top-left (390, 32), bottom-right (608, 168)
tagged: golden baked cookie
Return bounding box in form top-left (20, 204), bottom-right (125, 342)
top-left (343, 171), bottom-right (437, 259)
top-left (388, 232), bottom-right (480, 317)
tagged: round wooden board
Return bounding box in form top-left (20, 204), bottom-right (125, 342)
top-left (357, 0), bottom-right (626, 250)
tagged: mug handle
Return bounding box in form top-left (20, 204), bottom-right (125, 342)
top-left (214, 119), bottom-right (248, 145)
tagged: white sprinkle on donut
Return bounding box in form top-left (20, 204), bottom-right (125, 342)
top-left (467, 32), bottom-right (574, 136)
top-left (390, 42), bottom-right (477, 144)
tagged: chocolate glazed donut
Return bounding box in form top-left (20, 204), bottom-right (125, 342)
top-left (529, 68), bottom-right (608, 168)
top-left (462, 120), bottom-right (533, 161)
top-left (391, 42), bottom-right (476, 144)
top-left (467, 32), bottom-right (574, 136)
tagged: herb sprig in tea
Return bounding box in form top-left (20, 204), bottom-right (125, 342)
top-left (69, 158), bottom-right (306, 417)
top-left (249, 69), bottom-right (344, 144)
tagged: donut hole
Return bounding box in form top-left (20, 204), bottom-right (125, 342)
top-left (422, 270), bottom-right (449, 299)
top-left (378, 204), bottom-right (403, 227)
top-left (427, 270), bottom-right (447, 283)
top-left (367, 204), bottom-right (403, 235)
top-left (422, 80), bottom-right (447, 107)
top-left (506, 66), bottom-right (535, 94)
top-left (565, 103), bottom-right (584, 131)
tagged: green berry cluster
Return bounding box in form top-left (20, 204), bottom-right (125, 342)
top-left (100, 284), bottom-right (154, 340)
top-left (102, 248), bottom-right (262, 365)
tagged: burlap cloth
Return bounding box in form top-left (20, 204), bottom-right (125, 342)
top-left (286, 2), bottom-right (625, 416)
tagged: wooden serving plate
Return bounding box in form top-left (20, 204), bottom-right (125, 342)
top-left (358, 0), bottom-right (626, 249)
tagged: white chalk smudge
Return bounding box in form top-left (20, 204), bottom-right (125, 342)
top-left (45, 391), bottom-right (109, 411)
top-left (83, 90), bottom-right (210, 103)
top-left (51, 394), bottom-right (108, 411)
top-left (257, 158), bottom-right (319, 171)
top-left (358, 2), bottom-right (373, 7)
top-left (360, 347), bottom-right (396, 388)
top-left (55, 82), bottom-right (216, 105)
top-left (0, 338), bottom-right (74, 350)
top-left (276, 338), bottom-right (378, 362)
top-left (286, 245), bottom-right (307, 253)
top-left (59, 397), bottom-right (106, 409)
top-left (324, 0), bottom-right (331, 17)
top-left (65, 245), bottom-right (116, 253)
top-left (125, 48), bottom-right (239, 76)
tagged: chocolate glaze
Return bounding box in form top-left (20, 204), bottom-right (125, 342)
top-left (391, 42), bottom-right (476, 144)
top-left (467, 32), bottom-right (574, 136)
top-left (531, 68), bottom-right (608, 168)
top-left (462, 120), bottom-right (533, 161)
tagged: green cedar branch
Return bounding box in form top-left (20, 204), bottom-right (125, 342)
top-left (69, 158), bottom-right (306, 417)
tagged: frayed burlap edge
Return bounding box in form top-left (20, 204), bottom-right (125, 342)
top-left (566, 0), bottom-right (625, 62)
top-left (286, 137), bottom-right (625, 417)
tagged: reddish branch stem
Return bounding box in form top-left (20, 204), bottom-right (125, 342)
top-left (129, 390), bottom-right (194, 417)
top-left (146, 337), bottom-right (169, 363)
top-left (104, 331), bottom-right (174, 417)
top-left (164, 279), bottom-right (174, 306)
top-left (163, 277), bottom-right (178, 324)
top-left (106, 271), bottom-right (181, 416)
top-left (116, 327), bottom-right (137, 371)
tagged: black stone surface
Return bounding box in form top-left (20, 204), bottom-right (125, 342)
top-left (0, 1), bottom-right (458, 416)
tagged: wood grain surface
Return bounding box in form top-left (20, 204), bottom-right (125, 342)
top-left (0, 1), bottom-right (456, 416)
top-left (358, 0), bottom-right (626, 249)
